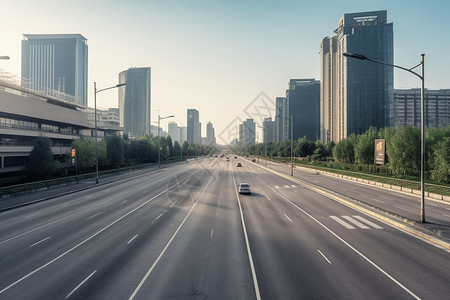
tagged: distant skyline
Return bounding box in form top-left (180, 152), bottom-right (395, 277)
top-left (1, 0), bottom-right (449, 144)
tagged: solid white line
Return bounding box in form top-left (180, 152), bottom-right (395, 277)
top-left (128, 169), bottom-right (217, 300)
top-left (284, 213), bottom-right (293, 223)
top-left (266, 195), bottom-right (271, 201)
top-left (65, 270), bottom-right (97, 299)
top-left (330, 216), bottom-right (355, 229)
top-left (0, 168), bottom-right (204, 295)
top-left (25, 213), bottom-right (40, 219)
top-left (127, 234), bottom-right (138, 245)
top-left (342, 216), bottom-right (370, 229)
top-left (269, 188), bottom-right (420, 300)
top-left (232, 170), bottom-right (261, 300)
top-left (29, 236), bottom-right (51, 247)
top-left (318, 249), bottom-right (331, 264)
top-left (371, 198), bottom-right (385, 203)
top-left (156, 213), bottom-right (164, 220)
top-left (394, 205), bottom-right (415, 213)
top-left (87, 212), bottom-right (103, 220)
top-left (353, 216), bottom-right (383, 229)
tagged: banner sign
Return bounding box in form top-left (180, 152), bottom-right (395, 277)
top-left (374, 139), bottom-right (386, 165)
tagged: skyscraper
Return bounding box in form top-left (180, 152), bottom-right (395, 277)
top-left (187, 109), bottom-right (200, 144)
top-left (21, 34), bottom-right (88, 106)
top-left (168, 122), bottom-right (181, 143)
top-left (286, 79), bottom-right (320, 142)
top-left (118, 67), bottom-right (151, 138)
top-left (275, 97), bottom-right (288, 143)
top-left (206, 122), bottom-right (216, 145)
top-left (320, 10), bottom-right (393, 142)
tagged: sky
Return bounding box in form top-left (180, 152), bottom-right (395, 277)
top-left (1, 0), bottom-right (449, 144)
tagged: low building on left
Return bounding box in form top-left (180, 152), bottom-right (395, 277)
top-left (0, 72), bottom-right (121, 174)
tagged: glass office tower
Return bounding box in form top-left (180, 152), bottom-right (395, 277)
top-left (320, 10), bottom-right (393, 142)
top-left (119, 67), bottom-right (151, 138)
top-left (21, 34), bottom-right (88, 106)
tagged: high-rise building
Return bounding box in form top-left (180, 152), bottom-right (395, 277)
top-left (239, 118), bottom-right (255, 146)
top-left (180, 127), bottom-right (187, 145)
top-left (206, 122), bottom-right (216, 145)
top-left (118, 67), bottom-right (151, 139)
top-left (263, 117), bottom-right (276, 143)
top-left (287, 79), bottom-right (320, 142)
top-left (21, 34), bottom-right (88, 106)
top-left (394, 89), bottom-right (450, 129)
top-left (275, 97), bottom-right (288, 143)
top-left (168, 122), bottom-right (181, 143)
top-left (320, 10), bottom-right (393, 142)
top-left (187, 109), bottom-right (200, 144)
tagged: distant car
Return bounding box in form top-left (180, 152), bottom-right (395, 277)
top-left (226, 157), bottom-right (230, 161)
top-left (234, 156), bottom-right (237, 159)
top-left (236, 162), bottom-right (242, 167)
top-left (251, 159), bottom-right (256, 162)
top-left (238, 183), bottom-right (251, 194)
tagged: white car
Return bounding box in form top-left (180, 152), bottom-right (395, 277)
top-left (238, 183), bottom-right (251, 194)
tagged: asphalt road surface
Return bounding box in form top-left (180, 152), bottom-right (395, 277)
top-left (0, 157), bottom-right (449, 299)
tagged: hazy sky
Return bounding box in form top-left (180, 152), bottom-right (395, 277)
top-left (1, 0), bottom-right (449, 144)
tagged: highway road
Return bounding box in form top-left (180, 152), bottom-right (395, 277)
top-left (0, 157), bottom-right (449, 299)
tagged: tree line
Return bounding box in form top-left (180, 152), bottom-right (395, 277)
top-left (25, 134), bottom-right (217, 180)
top-left (244, 125), bottom-right (450, 183)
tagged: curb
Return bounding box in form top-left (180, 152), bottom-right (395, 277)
top-left (252, 160), bottom-right (450, 251)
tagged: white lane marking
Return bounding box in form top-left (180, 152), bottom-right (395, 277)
top-left (394, 205), bottom-right (415, 213)
top-left (210, 229), bottom-right (214, 240)
top-left (371, 198), bottom-right (385, 203)
top-left (353, 216), bottom-right (383, 229)
top-left (342, 216), bottom-right (370, 229)
top-left (284, 185), bottom-right (290, 188)
top-left (25, 213), bottom-right (40, 219)
top-left (156, 213), bottom-right (164, 220)
top-left (330, 216), bottom-right (355, 229)
top-left (65, 270), bottom-right (97, 299)
top-left (318, 250), bottom-right (331, 264)
top-left (127, 234), bottom-right (138, 245)
top-left (232, 170), bottom-right (261, 300)
top-left (29, 236), bottom-right (51, 247)
top-left (284, 213), bottom-right (293, 223)
top-left (275, 185), bottom-right (280, 189)
top-left (291, 185), bottom-right (296, 188)
top-left (269, 187), bottom-right (421, 300)
top-left (122, 200), bottom-right (128, 204)
top-left (87, 212), bottom-right (103, 220)
top-left (266, 195), bottom-right (271, 201)
top-left (0, 168), bottom-right (205, 295)
top-left (129, 169), bottom-right (218, 300)
top-left (443, 214), bottom-right (450, 218)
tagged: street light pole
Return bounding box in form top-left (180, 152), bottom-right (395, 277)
top-left (158, 114), bottom-right (174, 169)
top-left (94, 82), bottom-right (126, 184)
top-left (343, 52), bottom-right (426, 222)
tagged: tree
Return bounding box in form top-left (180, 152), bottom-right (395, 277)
top-left (106, 134), bottom-right (124, 168)
top-left (333, 138), bottom-right (355, 164)
top-left (26, 137), bottom-right (54, 180)
top-left (387, 126), bottom-right (420, 176)
top-left (72, 138), bottom-right (96, 173)
top-left (430, 137), bottom-right (450, 183)
top-left (354, 126), bottom-right (378, 165)
top-left (295, 137), bottom-right (315, 157)
top-left (173, 141), bottom-right (181, 158)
